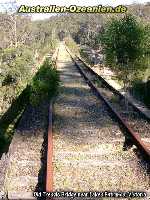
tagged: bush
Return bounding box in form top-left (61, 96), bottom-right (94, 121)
top-left (132, 80), bottom-right (150, 108)
top-left (29, 58), bottom-right (60, 105)
top-left (0, 40), bottom-right (59, 153)
top-left (101, 15), bottom-right (145, 66)
top-left (2, 48), bottom-right (18, 63)
top-left (2, 74), bottom-right (17, 86)
top-left (98, 15), bottom-right (149, 90)
top-left (1, 46), bottom-right (34, 82)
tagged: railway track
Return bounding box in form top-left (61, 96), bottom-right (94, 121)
top-left (46, 43), bottom-right (149, 196)
top-left (65, 46), bottom-right (150, 161)
top-left (77, 57), bottom-right (150, 121)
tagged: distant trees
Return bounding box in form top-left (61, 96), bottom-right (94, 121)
top-left (0, 12), bottom-right (59, 116)
top-left (0, 4), bottom-right (149, 109)
top-left (58, 31), bottom-right (65, 41)
top-left (0, 14), bottom-right (16, 48)
top-left (72, 17), bottom-right (104, 47)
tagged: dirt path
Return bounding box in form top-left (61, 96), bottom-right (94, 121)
top-left (53, 43), bottom-right (149, 199)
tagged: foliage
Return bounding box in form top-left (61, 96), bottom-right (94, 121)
top-left (0, 11), bottom-right (59, 154)
top-left (0, 3), bottom-right (150, 152)
top-left (0, 46), bottom-right (34, 111)
top-left (100, 15), bottom-right (145, 66)
top-left (0, 58), bottom-right (60, 153)
top-left (0, 37), bottom-right (57, 114)
top-left (143, 24), bottom-right (150, 54)
top-left (97, 15), bottom-right (149, 91)
top-left (132, 80), bottom-right (150, 108)
top-left (38, 39), bottom-right (58, 57)
top-left (29, 58), bottom-right (60, 105)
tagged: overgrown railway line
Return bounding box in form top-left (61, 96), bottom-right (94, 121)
top-left (65, 46), bottom-right (150, 160)
top-left (46, 43), bottom-right (150, 196)
top-left (1, 43), bottom-right (149, 199)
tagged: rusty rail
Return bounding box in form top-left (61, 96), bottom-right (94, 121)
top-left (46, 102), bottom-right (53, 192)
top-left (46, 48), bottom-right (59, 192)
top-left (77, 56), bottom-right (150, 122)
top-left (66, 46), bottom-right (150, 161)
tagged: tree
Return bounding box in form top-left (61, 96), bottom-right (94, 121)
top-left (100, 15), bottom-right (148, 89)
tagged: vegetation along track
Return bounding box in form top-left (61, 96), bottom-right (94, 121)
top-left (65, 46), bottom-right (150, 161)
top-left (46, 42), bottom-right (149, 199)
top-left (2, 48), bottom-right (59, 199)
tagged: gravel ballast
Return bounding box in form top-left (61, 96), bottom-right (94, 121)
top-left (53, 43), bottom-right (149, 199)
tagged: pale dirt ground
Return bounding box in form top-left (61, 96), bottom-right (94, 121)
top-left (53, 43), bottom-right (150, 200)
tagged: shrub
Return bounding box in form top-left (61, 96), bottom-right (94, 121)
top-left (101, 15), bottom-right (145, 66)
top-left (98, 14), bottom-right (149, 91)
top-left (132, 80), bottom-right (150, 108)
top-left (29, 58), bottom-right (60, 105)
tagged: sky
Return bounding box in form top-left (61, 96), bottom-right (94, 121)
top-left (0, 0), bottom-right (149, 20)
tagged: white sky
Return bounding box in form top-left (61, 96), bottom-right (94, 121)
top-left (0, 0), bottom-right (149, 20)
